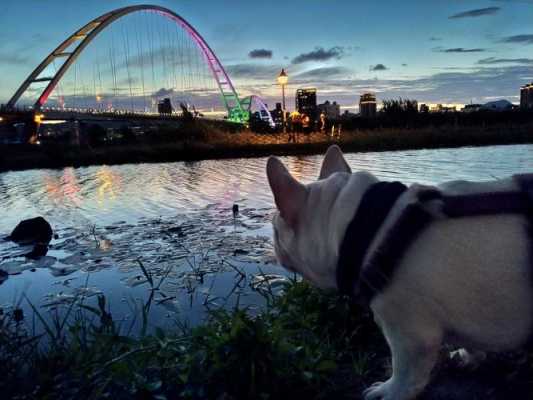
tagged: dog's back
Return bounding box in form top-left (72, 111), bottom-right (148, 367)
top-left (372, 180), bottom-right (533, 351)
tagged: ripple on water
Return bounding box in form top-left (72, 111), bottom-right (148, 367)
top-left (0, 144), bottom-right (531, 330)
top-left (1, 144), bottom-right (531, 228)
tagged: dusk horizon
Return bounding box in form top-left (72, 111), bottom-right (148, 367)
top-left (1, 0), bottom-right (533, 111)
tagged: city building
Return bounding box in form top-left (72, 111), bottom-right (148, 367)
top-left (317, 100), bottom-right (341, 119)
top-left (158, 98), bottom-right (173, 115)
top-left (520, 83), bottom-right (533, 110)
top-left (270, 102), bottom-right (284, 129)
top-left (359, 93), bottom-right (377, 118)
top-left (295, 88), bottom-right (317, 119)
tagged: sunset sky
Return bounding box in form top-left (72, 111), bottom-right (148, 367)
top-left (0, 0), bottom-right (532, 111)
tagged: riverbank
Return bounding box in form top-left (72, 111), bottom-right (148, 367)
top-left (2, 279), bottom-right (532, 400)
top-left (1, 124), bottom-right (532, 172)
top-left (2, 143), bottom-right (533, 399)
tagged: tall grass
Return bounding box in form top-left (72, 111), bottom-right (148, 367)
top-left (0, 278), bottom-right (388, 400)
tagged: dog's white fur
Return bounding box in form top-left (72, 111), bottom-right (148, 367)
top-left (267, 145), bottom-right (532, 400)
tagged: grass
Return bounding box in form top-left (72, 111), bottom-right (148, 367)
top-left (4, 274), bottom-right (533, 399)
top-left (0, 278), bottom-right (389, 400)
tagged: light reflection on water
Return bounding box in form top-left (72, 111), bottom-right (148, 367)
top-left (0, 144), bottom-right (532, 230)
top-left (0, 144), bottom-right (531, 331)
top-left (0, 145), bottom-right (533, 232)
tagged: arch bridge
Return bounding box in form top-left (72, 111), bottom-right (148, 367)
top-left (6, 5), bottom-right (272, 125)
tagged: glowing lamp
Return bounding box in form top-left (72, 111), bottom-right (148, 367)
top-left (277, 68), bottom-right (288, 86)
top-left (34, 113), bottom-right (44, 124)
top-left (277, 69), bottom-right (288, 134)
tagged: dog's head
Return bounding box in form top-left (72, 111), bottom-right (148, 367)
top-left (267, 145), bottom-right (377, 289)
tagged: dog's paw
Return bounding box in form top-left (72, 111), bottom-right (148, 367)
top-left (363, 379), bottom-right (421, 400)
top-left (363, 380), bottom-right (391, 400)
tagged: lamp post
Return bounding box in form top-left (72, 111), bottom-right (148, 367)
top-left (277, 68), bottom-right (288, 134)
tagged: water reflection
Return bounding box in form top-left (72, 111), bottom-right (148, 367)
top-left (96, 166), bottom-right (121, 206)
top-left (61, 168), bottom-right (82, 207)
top-left (43, 168), bottom-right (83, 208)
top-left (286, 156), bottom-right (318, 181)
top-left (0, 144), bottom-right (532, 230)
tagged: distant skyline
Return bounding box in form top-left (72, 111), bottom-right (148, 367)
top-left (1, 0), bottom-right (533, 111)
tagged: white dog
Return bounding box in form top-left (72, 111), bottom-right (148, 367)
top-left (266, 145), bottom-right (533, 400)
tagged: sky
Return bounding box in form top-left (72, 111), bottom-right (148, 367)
top-left (0, 0), bottom-right (532, 111)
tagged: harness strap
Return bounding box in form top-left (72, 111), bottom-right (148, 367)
top-left (359, 201), bottom-right (434, 302)
top-left (338, 173), bottom-right (533, 304)
top-left (336, 181), bottom-right (407, 297)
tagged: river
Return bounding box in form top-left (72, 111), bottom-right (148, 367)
top-left (0, 144), bottom-right (532, 330)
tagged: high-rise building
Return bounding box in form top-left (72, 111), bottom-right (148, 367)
top-left (158, 98), bottom-right (173, 115)
top-left (270, 102), bottom-right (284, 128)
top-left (317, 100), bottom-right (341, 119)
top-left (359, 93), bottom-right (377, 118)
top-left (295, 88), bottom-right (317, 119)
top-left (520, 83), bottom-right (533, 110)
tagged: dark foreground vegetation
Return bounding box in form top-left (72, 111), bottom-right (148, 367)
top-left (1, 107), bottom-right (533, 172)
top-left (2, 279), bottom-right (533, 400)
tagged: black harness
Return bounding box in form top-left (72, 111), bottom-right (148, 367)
top-left (336, 181), bottom-right (407, 297)
top-left (336, 173), bottom-right (533, 303)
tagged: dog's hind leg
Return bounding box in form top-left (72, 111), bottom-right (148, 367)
top-left (364, 312), bottom-right (442, 400)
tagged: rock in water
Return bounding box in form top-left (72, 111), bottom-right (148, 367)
top-left (7, 217), bottom-right (53, 245)
top-left (25, 243), bottom-right (49, 260)
top-left (0, 270), bottom-right (8, 285)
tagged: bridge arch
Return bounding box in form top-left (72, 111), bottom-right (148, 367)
top-left (7, 5), bottom-right (247, 122)
top-left (241, 95), bottom-right (275, 128)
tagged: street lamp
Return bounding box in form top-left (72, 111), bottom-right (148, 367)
top-left (277, 68), bottom-right (288, 133)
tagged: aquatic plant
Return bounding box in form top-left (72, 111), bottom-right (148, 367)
top-left (0, 278), bottom-right (390, 400)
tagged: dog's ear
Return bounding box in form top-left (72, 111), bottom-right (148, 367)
top-left (318, 145), bottom-right (351, 180)
top-left (267, 156), bottom-right (307, 227)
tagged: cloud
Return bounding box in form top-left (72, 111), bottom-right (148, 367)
top-left (41, 88), bottom-right (224, 112)
top-left (291, 46), bottom-right (344, 64)
top-left (0, 52), bottom-right (30, 66)
top-left (436, 48), bottom-right (486, 53)
top-left (152, 88), bottom-right (175, 98)
top-left (225, 63), bottom-right (282, 80)
top-left (212, 23), bottom-right (248, 42)
top-left (116, 46), bottom-right (198, 71)
top-left (234, 63), bottom-right (532, 109)
top-left (248, 49), bottom-right (273, 59)
top-left (370, 64), bottom-right (388, 71)
top-left (477, 57), bottom-right (533, 65)
top-left (294, 66), bottom-right (351, 79)
top-left (117, 77), bottom-right (140, 87)
top-left (500, 34), bottom-right (533, 44)
top-left (449, 7), bottom-right (500, 19)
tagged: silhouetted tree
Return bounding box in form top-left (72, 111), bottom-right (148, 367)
top-left (381, 98), bottom-right (419, 128)
top-left (180, 102), bottom-right (194, 123)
